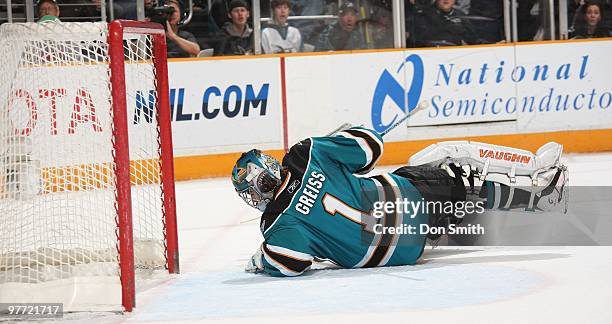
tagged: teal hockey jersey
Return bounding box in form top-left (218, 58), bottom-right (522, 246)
top-left (258, 127), bottom-right (428, 277)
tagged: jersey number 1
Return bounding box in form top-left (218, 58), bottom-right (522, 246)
top-left (322, 193), bottom-right (378, 233)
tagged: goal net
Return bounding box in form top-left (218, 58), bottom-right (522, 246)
top-left (0, 20), bottom-right (178, 312)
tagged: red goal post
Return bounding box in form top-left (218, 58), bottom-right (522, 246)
top-left (0, 20), bottom-right (179, 312)
top-left (109, 20), bottom-right (179, 312)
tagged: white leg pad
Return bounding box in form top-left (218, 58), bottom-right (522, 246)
top-left (411, 140), bottom-right (560, 175)
top-left (409, 140), bottom-right (568, 212)
top-left (409, 140), bottom-right (566, 188)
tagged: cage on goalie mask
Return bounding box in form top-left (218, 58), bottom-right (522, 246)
top-left (232, 149), bottom-right (282, 211)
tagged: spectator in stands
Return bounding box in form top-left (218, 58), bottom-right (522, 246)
top-left (315, 1), bottom-right (366, 51)
top-left (566, 1), bottom-right (610, 27)
top-left (412, 0), bottom-right (479, 46)
top-left (209, 0), bottom-right (267, 32)
top-left (37, 0), bottom-right (61, 22)
top-left (166, 0), bottom-right (201, 58)
top-left (571, 1), bottom-right (610, 38)
top-left (215, 0), bottom-right (254, 55)
top-left (262, 0), bottom-right (302, 53)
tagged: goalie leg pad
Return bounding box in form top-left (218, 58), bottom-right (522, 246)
top-left (408, 141), bottom-right (568, 213)
top-left (482, 166), bottom-right (568, 212)
top-left (409, 140), bottom-right (563, 186)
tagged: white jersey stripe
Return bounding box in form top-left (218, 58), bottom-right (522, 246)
top-left (274, 171), bottom-right (292, 200)
top-left (337, 131), bottom-right (373, 169)
top-left (266, 244), bottom-right (314, 262)
top-left (262, 248), bottom-right (306, 276)
top-left (350, 128), bottom-right (384, 167)
top-left (353, 178), bottom-right (385, 268)
top-left (378, 174), bottom-right (403, 267)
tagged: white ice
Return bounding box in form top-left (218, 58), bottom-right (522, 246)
top-left (60, 153), bottom-right (612, 323)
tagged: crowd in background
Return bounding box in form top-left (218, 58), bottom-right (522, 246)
top-left (13, 0), bottom-right (612, 57)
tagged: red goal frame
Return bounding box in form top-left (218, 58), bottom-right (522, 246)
top-left (108, 20), bottom-right (179, 312)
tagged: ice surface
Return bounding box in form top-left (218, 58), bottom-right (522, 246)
top-left (27, 153), bottom-right (612, 323)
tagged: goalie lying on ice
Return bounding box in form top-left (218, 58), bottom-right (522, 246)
top-left (231, 127), bottom-right (567, 277)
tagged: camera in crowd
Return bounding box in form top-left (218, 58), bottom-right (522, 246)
top-left (146, 4), bottom-right (175, 29)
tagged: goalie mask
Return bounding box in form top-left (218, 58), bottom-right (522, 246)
top-left (232, 149), bottom-right (282, 212)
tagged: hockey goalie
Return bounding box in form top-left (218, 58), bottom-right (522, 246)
top-left (231, 126), bottom-right (567, 277)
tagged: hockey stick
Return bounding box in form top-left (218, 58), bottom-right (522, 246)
top-left (379, 100), bottom-right (429, 137)
top-left (327, 100), bottom-right (429, 138)
top-left (240, 217), bottom-right (260, 224)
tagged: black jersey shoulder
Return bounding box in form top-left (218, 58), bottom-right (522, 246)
top-left (282, 138), bottom-right (312, 175)
top-left (260, 139), bottom-right (312, 234)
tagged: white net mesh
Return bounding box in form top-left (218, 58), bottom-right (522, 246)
top-left (0, 22), bottom-right (169, 308)
top-left (122, 30), bottom-right (167, 270)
